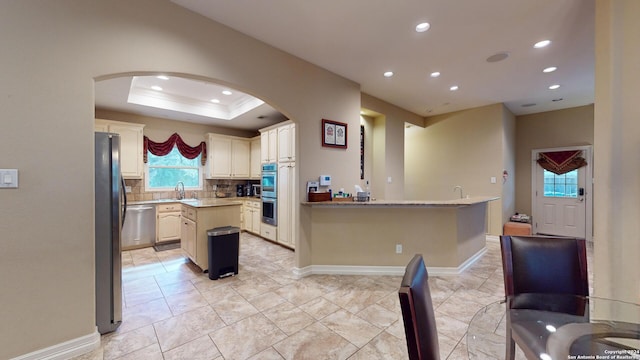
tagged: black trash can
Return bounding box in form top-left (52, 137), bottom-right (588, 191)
top-left (207, 226), bottom-right (240, 280)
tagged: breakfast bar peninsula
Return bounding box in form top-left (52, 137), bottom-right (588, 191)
top-left (298, 196), bottom-right (498, 276)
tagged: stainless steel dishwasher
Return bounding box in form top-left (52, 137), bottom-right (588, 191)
top-left (122, 204), bottom-right (156, 250)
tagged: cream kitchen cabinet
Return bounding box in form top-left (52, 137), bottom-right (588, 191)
top-left (277, 162), bottom-right (295, 249)
top-left (180, 202), bottom-right (241, 271)
top-left (242, 200), bottom-right (261, 234)
top-left (260, 223), bottom-right (277, 242)
top-left (250, 137), bottom-right (261, 179)
top-left (260, 129), bottom-right (278, 163)
top-left (95, 119), bottom-right (145, 179)
top-left (206, 134), bottom-right (250, 179)
top-left (156, 203), bottom-right (181, 243)
top-left (277, 123), bottom-right (295, 163)
top-left (181, 217), bottom-right (196, 261)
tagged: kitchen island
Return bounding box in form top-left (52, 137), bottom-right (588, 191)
top-left (298, 196), bottom-right (498, 276)
top-left (179, 199), bottom-right (242, 272)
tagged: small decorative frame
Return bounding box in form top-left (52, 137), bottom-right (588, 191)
top-left (322, 119), bottom-right (347, 148)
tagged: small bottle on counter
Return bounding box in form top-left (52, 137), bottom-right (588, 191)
top-left (366, 180), bottom-right (371, 201)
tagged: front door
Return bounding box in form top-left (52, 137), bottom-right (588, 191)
top-left (532, 146), bottom-right (592, 239)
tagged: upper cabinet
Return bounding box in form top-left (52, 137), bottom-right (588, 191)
top-left (261, 129), bottom-right (278, 163)
top-left (206, 134), bottom-right (250, 179)
top-left (95, 119), bottom-right (145, 179)
top-left (250, 136), bottom-right (261, 179)
top-left (277, 123), bottom-right (295, 163)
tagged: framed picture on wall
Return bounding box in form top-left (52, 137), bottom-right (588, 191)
top-left (322, 119), bottom-right (347, 149)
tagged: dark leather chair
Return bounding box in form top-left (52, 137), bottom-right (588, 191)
top-left (399, 254), bottom-right (440, 360)
top-left (500, 235), bottom-right (589, 360)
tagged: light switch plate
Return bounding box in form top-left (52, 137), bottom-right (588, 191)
top-left (0, 169), bottom-right (18, 188)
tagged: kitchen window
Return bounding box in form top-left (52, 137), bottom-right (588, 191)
top-left (145, 146), bottom-right (203, 191)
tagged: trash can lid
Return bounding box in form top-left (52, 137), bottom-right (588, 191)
top-left (207, 226), bottom-right (240, 236)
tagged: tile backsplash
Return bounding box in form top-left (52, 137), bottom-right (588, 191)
top-left (125, 178), bottom-right (258, 202)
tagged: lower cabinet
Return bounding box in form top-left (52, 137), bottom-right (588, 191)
top-left (242, 200), bottom-right (261, 234)
top-left (157, 203), bottom-right (181, 243)
top-left (260, 223), bottom-right (277, 241)
top-left (180, 203), bottom-right (241, 272)
top-left (181, 217), bottom-right (196, 260)
top-left (277, 162), bottom-right (295, 249)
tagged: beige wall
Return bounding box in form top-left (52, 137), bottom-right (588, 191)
top-left (96, 109), bottom-right (260, 142)
top-left (372, 115), bottom-right (388, 199)
top-left (501, 106), bottom-right (517, 227)
top-left (361, 93), bottom-right (423, 200)
top-left (514, 105), bottom-right (594, 215)
top-left (307, 203), bottom-right (487, 268)
top-left (405, 104), bottom-right (511, 235)
top-left (593, 0), bottom-right (640, 302)
top-left (0, 1), bottom-right (360, 358)
top-left (360, 115), bottom-right (375, 193)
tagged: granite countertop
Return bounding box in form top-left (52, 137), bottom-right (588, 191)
top-left (130, 198), bottom-right (244, 208)
top-left (301, 196), bottom-right (500, 207)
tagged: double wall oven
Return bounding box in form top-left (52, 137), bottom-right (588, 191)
top-left (261, 163), bottom-right (277, 226)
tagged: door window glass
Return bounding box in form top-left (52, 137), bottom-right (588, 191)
top-left (543, 169), bottom-right (577, 198)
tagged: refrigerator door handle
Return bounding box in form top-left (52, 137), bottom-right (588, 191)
top-left (121, 175), bottom-right (127, 227)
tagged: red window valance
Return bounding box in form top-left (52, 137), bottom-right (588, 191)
top-left (537, 150), bottom-right (587, 175)
top-left (143, 133), bottom-right (207, 166)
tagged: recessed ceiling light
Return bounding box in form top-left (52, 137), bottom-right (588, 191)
top-left (543, 66), bottom-right (557, 73)
top-left (383, 71), bottom-right (394, 78)
top-left (222, 90), bottom-right (233, 95)
top-left (449, 85), bottom-right (459, 91)
top-left (486, 52), bottom-right (509, 63)
top-left (151, 85), bottom-right (163, 91)
top-left (548, 84), bottom-right (560, 90)
top-left (430, 72), bottom-right (441, 78)
top-left (534, 40), bottom-right (551, 48)
top-left (210, 99), bottom-right (220, 103)
top-left (552, 98), bottom-right (564, 102)
top-left (156, 75), bottom-right (169, 80)
top-left (415, 22), bottom-right (430, 33)
top-left (522, 103), bottom-right (537, 107)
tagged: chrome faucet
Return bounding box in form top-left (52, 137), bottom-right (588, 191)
top-left (453, 185), bottom-right (464, 199)
top-left (175, 181), bottom-right (185, 200)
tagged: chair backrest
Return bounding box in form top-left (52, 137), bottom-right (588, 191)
top-left (398, 254), bottom-right (440, 360)
top-left (500, 235), bottom-right (588, 297)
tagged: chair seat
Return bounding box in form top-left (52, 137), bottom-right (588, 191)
top-left (499, 235), bottom-right (588, 360)
top-left (399, 254), bottom-right (440, 360)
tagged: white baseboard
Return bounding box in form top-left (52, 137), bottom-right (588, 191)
top-left (11, 329), bottom-right (100, 360)
top-left (293, 246), bottom-right (487, 278)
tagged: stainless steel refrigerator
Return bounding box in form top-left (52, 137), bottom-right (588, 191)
top-left (95, 132), bottom-right (126, 334)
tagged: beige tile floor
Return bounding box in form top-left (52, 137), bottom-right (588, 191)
top-left (74, 234), bottom-right (593, 360)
